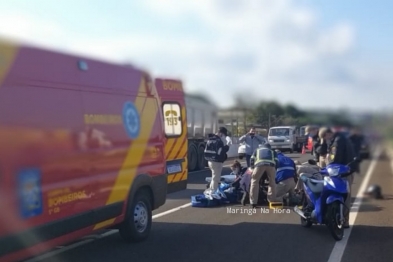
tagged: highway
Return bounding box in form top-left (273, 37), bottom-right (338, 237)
top-left (25, 146), bottom-right (393, 262)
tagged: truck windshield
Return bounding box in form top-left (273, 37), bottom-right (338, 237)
top-left (269, 128), bottom-right (290, 136)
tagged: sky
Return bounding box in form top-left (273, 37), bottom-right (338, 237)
top-left (0, 0), bottom-right (392, 113)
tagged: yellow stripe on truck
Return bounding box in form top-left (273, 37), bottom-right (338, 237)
top-left (0, 41), bottom-right (19, 87)
top-left (171, 107), bottom-right (188, 183)
top-left (93, 78), bottom-right (158, 230)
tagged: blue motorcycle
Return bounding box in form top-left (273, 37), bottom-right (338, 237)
top-left (293, 157), bottom-right (360, 240)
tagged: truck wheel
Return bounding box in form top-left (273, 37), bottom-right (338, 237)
top-left (197, 146), bottom-right (206, 171)
top-left (188, 144), bottom-right (198, 171)
top-left (119, 189), bottom-right (152, 242)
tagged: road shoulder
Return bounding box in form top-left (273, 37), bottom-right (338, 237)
top-left (342, 146), bottom-right (393, 262)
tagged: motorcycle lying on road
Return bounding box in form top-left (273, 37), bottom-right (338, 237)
top-left (293, 157), bottom-right (361, 241)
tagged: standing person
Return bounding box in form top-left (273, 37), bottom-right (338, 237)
top-left (204, 127), bottom-right (230, 192)
top-left (316, 129), bottom-right (329, 167)
top-left (306, 126), bottom-right (320, 161)
top-left (349, 127), bottom-right (363, 173)
top-left (320, 127), bottom-right (356, 228)
top-left (239, 127), bottom-right (266, 168)
top-left (249, 143), bottom-right (279, 208)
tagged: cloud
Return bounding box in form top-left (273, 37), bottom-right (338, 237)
top-left (0, 0), bottom-right (391, 112)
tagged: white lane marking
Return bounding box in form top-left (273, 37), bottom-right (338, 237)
top-left (24, 203), bottom-right (192, 262)
top-left (327, 145), bottom-right (382, 262)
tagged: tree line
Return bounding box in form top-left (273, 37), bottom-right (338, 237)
top-left (236, 99), bottom-right (354, 128)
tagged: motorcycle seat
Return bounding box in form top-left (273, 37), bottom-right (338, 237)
top-left (305, 178), bottom-right (324, 194)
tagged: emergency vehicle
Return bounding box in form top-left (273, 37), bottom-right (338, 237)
top-left (0, 39), bottom-right (184, 261)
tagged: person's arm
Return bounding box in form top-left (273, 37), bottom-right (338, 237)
top-left (226, 136), bottom-right (232, 146)
top-left (239, 134), bottom-right (248, 142)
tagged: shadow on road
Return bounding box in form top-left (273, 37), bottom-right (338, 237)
top-left (187, 167), bottom-right (234, 185)
top-left (344, 225), bottom-right (393, 262)
top-left (166, 189), bottom-right (204, 200)
top-left (46, 222), bottom-right (349, 262)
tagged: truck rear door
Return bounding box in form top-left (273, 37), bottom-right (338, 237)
top-left (154, 79), bottom-right (188, 193)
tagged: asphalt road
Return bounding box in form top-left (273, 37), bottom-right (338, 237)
top-left (25, 147), bottom-right (393, 262)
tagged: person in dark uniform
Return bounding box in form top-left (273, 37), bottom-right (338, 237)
top-left (349, 127), bottom-right (364, 169)
top-left (315, 129), bottom-right (329, 167)
top-left (320, 127), bottom-right (356, 228)
top-left (306, 126), bottom-right (320, 162)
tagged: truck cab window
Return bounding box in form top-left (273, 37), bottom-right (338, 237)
top-left (163, 103), bottom-right (182, 137)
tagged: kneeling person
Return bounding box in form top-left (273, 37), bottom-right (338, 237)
top-left (275, 151), bottom-right (296, 204)
top-left (249, 143), bottom-right (279, 208)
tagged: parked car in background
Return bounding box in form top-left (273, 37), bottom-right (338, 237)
top-left (267, 126), bottom-right (307, 153)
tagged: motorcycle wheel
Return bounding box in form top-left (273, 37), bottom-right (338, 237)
top-left (300, 192), bottom-right (312, 228)
top-left (326, 201), bottom-right (344, 241)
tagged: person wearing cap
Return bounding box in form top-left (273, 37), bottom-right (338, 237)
top-left (249, 143), bottom-right (279, 208)
top-left (206, 127), bottom-right (231, 191)
top-left (239, 127), bottom-right (266, 167)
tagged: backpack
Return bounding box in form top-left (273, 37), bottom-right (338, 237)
top-left (204, 135), bottom-right (226, 162)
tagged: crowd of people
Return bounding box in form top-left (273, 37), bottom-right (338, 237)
top-left (204, 125), bottom-right (365, 229)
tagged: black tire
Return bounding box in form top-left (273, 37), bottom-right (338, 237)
top-left (326, 201), bottom-right (344, 241)
top-left (188, 144), bottom-right (198, 171)
top-left (300, 193), bottom-right (312, 228)
top-left (119, 189), bottom-right (152, 242)
top-left (197, 146), bottom-right (206, 171)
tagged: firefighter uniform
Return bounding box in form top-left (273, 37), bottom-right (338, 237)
top-left (250, 146), bottom-right (279, 205)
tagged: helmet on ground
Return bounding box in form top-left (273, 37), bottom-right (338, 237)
top-left (365, 184), bottom-right (383, 199)
top-left (263, 143), bottom-right (271, 149)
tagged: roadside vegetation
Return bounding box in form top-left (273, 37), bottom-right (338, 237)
top-left (233, 99), bottom-right (354, 129)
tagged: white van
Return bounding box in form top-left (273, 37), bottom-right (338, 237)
top-left (267, 126), bottom-right (305, 153)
